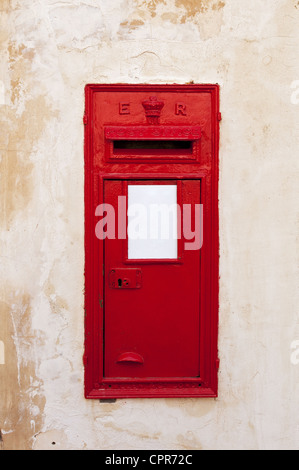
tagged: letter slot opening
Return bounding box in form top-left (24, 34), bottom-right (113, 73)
top-left (112, 139), bottom-right (195, 158)
top-left (114, 140), bottom-right (192, 150)
top-left (104, 125), bottom-right (201, 161)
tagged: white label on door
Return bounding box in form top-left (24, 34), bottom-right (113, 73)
top-left (127, 184), bottom-right (178, 259)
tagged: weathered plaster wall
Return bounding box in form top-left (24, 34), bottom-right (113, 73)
top-left (0, 0), bottom-right (299, 450)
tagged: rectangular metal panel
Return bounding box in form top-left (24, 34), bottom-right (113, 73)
top-left (104, 179), bottom-right (201, 379)
top-left (84, 84), bottom-right (220, 398)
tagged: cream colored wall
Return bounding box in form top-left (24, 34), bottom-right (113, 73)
top-left (0, 0), bottom-right (299, 450)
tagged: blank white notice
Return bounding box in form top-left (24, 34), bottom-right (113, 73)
top-left (127, 185), bottom-right (178, 260)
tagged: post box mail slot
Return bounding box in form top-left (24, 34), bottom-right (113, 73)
top-left (84, 84), bottom-right (220, 399)
top-left (105, 125), bottom-right (201, 160)
top-left (104, 125), bottom-right (201, 161)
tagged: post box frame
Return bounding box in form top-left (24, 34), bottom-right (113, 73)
top-left (84, 84), bottom-right (220, 399)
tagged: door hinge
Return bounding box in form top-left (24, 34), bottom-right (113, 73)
top-left (83, 114), bottom-right (88, 125)
top-left (217, 112), bottom-right (222, 121)
top-left (216, 358), bottom-right (220, 370)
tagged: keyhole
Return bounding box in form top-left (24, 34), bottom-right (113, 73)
top-left (118, 279), bottom-right (122, 287)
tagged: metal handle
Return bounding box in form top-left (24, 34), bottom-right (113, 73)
top-left (116, 352), bottom-right (144, 364)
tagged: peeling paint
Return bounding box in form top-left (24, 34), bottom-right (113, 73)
top-left (120, 18), bottom-right (145, 34)
top-left (0, 292), bottom-right (45, 450)
top-left (118, 0), bottom-right (226, 40)
top-left (0, 1), bottom-right (10, 13)
top-left (0, 96), bottom-right (50, 229)
top-left (137, 0), bottom-right (166, 17)
top-left (132, 0), bottom-right (225, 20)
top-left (175, 0), bottom-right (225, 17)
top-left (0, 36), bottom-right (53, 229)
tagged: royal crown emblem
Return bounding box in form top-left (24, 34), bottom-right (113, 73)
top-left (142, 96), bottom-right (164, 125)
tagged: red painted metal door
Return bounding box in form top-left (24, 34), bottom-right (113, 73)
top-left (104, 179), bottom-right (201, 379)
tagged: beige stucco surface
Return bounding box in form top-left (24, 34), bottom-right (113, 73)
top-left (0, 0), bottom-right (299, 450)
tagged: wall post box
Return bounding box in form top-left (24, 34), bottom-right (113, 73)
top-left (84, 84), bottom-right (220, 398)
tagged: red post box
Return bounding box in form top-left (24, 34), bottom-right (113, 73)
top-left (84, 84), bottom-right (220, 398)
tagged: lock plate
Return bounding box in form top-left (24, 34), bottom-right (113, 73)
top-left (109, 268), bottom-right (142, 289)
